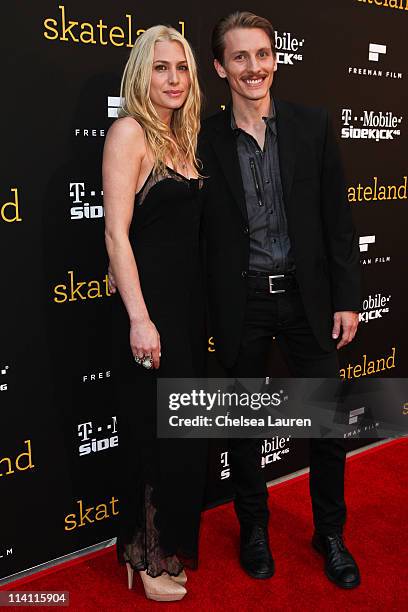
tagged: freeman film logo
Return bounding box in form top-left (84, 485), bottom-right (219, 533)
top-left (0, 545), bottom-right (13, 561)
top-left (360, 293), bottom-right (391, 323)
top-left (275, 31), bottom-right (304, 65)
top-left (348, 42), bottom-right (403, 80)
top-left (359, 235), bottom-right (391, 265)
top-left (70, 182), bottom-right (104, 221)
top-left (77, 416), bottom-right (118, 457)
top-left (108, 96), bottom-right (122, 119)
top-left (341, 108), bottom-right (402, 141)
top-left (73, 96), bottom-right (123, 136)
top-left (344, 406), bottom-right (379, 438)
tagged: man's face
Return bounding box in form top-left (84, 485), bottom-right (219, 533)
top-left (214, 28), bottom-right (277, 102)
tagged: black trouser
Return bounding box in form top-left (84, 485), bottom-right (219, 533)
top-left (227, 281), bottom-right (346, 536)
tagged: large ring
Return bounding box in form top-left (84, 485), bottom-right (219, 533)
top-left (142, 355), bottom-right (153, 369)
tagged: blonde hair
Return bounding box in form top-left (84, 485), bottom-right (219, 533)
top-left (118, 25), bottom-right (202, 176)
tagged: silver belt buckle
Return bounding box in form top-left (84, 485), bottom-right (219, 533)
top-left (268, 274), bottom-right (285, 294)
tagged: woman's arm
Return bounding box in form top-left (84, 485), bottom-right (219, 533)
top-left (103, 117), bottom-right (161, 368)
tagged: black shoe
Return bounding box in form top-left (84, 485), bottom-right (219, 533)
top-left (239, 524), bottom-right (275, 579)
top-left (312, 532), bottom-right (361, 589)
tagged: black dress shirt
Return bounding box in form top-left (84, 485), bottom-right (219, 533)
top-left (231, 99), bottom-right (296, 273)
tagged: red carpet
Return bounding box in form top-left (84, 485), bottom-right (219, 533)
top-left (2, 438), bottom-right (407, 610)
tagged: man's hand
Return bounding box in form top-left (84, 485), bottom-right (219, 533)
top-left (108, 262), bottom-right (117, 294)
top-left (332, 311), bottom-right (359, 349)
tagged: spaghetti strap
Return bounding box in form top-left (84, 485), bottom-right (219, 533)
top-left (135, 166), bottom-right (154, 197)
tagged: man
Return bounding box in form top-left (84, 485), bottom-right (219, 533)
top-left (198, 12), bottom-right (361, 588)
top-left (109, 10), bottom-right (362, 589)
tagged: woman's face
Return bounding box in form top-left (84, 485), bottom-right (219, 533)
top-left (149, 40), bottom-right (191, 114)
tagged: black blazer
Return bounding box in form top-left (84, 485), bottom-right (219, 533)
top-left (199, 98), bottom-right (362, 370)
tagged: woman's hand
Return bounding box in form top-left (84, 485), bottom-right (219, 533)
top-left (130, 318), bottom-right (161, 369)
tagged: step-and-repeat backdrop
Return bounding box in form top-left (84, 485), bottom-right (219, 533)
top-left (1, 0), bottom-right (407, 581)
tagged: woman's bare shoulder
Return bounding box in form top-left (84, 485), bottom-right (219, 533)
top-left (105, 116), bottom-right (146, 154)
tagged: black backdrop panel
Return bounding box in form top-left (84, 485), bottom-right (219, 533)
top-left (1, 1), bottom-right (407, 580)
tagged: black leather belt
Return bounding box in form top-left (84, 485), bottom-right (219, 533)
top-left (247, 270), bottom-right (298, 294)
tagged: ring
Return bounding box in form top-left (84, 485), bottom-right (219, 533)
top-left (134, 355), bottom-right (142, 364)
top-left (142, 355), bottom-right (153, 369)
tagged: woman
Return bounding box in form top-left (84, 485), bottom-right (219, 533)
top-left (102, 25), bottom-right (207, 602)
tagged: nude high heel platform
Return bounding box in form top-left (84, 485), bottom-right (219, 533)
top-left (170, 569), bottom-right (187, 586)
top-left (126, 563), bottom-right (187, 601)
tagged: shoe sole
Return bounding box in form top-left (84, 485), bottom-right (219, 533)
top-left (312, 541), bottom-right (361, 589)
top-left (240, 562), bottom-right (275, 580)
top-left (145, 592), bottom-right (186, 601)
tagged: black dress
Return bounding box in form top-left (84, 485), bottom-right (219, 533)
top-left (110, 164), bottom-right (208, 578)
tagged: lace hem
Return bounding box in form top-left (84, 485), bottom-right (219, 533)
top-left (116, 482), bottom-right (197, 578)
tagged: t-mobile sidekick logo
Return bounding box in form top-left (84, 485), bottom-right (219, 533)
top-left (70, 182), bottom-right (104, 220)
top-left (220, 450), bottom-right (230, 480)
top-left (274, 31), bottom-right (304, 65)
top-left (360, 293), bottom-right (391, 323)
top-left (77, 416), bottom-right (118, 457)
top-left (0, 365), bottom-right (9, 392)
top-left (341, 108), bottom-right (402, 141)
top-left (261, 437), bottom-right (291, 468)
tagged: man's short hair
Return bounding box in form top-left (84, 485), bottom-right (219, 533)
top-left (211, 11), bottom-right (276, 65)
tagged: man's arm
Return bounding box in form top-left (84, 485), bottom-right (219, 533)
top-left (319, 109), bottom-right (362, 348)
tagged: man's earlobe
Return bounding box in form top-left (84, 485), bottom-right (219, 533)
top-left (214, 58), bottom-right (227, 79)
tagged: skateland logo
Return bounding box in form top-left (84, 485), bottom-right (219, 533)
top-left (261, 436), bottom-right (291, 468)
top-left (360, 293), bottom-right (391, 323)
top-left (274, 31), bottom-right (304, 65)
top-left (78, 416), bottom-right (118, 457)
top-left (1, 188), bottom-right (22, 223)
top-left (348, 176), bottom-right (407, 203)
top-left (53, 271), bottom-right (111, 303)
top-left (356, 0), bottom-right (408, 11)
top-left (70, 182), bottom-right (104, 221)
top-left (0, 440), bottom-right (35, 478)
top-left (348, 42), bottom-right (403, 80)
top-left (359, 235), bottom-right (391, 266)
top-left (0, 365), bottom-right (9, 392)
top-left (341, 108), bottom-right (402, 141)
top-left (340, 347), bottom-right (396, 380)
top-left (64, 496), bottom-right (119, 531)
top-left (44, 5), bottom-right (185, 47)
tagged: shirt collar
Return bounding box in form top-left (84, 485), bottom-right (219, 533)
top-left (231, 98), bottom-right (277, 136)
